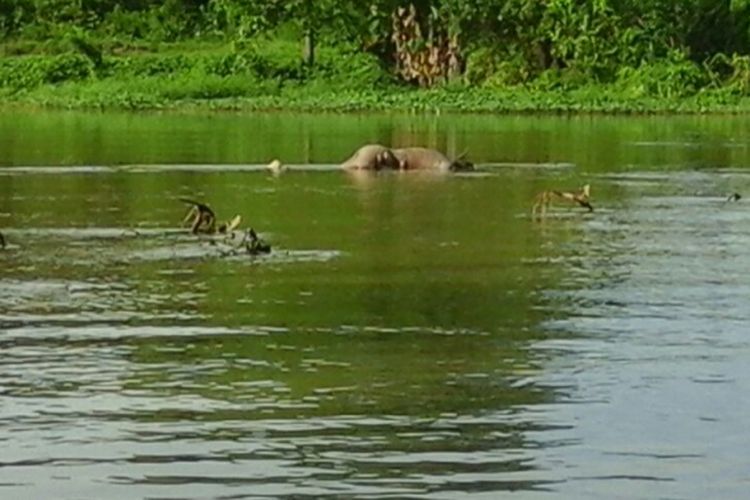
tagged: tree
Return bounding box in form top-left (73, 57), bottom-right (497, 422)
top-left (208, 0), bottom-right (361, 66)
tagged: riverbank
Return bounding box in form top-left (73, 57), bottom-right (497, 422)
top-left (3, 42), bottom-right (750, 114)
top-left (8, 84), bottom-right (750, 115)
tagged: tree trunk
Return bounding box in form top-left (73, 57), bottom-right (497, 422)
top-left (303, 29), bottom-right (315, 67)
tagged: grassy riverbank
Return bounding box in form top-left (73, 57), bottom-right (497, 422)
top-left (11, 85), bottom-right (750, 115)
top-left (4, 40), bottom-right (750, 114)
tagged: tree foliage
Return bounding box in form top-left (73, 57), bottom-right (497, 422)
top-left (2, 0), bottom-right (750, 89)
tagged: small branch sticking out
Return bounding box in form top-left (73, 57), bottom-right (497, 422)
top-left (180, 198), bottom-right (217, 234)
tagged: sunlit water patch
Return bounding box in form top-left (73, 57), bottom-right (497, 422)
top-left (529, 171), bottom-right (750, 499)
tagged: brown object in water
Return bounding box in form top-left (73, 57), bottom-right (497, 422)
top-left (532, 184), bottom-right (594, 218)
top-left (340, 144), bottom-right (400, 170)
top-left (392, 147), bottom-right (474, 172)
top-left (179, 199), bottom-right (242, 235)
top-left (180, 198), bottom-right (216, 234)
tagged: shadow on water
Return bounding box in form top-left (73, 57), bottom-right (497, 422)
top-left (2, 111), bottom-right (750, 499)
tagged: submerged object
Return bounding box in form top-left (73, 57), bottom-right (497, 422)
top-left (243, 228), bottom-right (271, 255)
top-left (532, 184), bottom-right (594, 218)
top-left (180, 198), bottom-right (217, 234)
top-left (340, 144), bottom-right (400, 170)
top-left (392, 147), bottom-right (474, 172)
top-left (179, 198), bottom-right (241, 235)
top-left (218, 214), bottom-right (242, 234)
top-left (267, 159), bottom-right (286, 175)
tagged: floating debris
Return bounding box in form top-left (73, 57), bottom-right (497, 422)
top-left (218, 214), bottom-right (242, 234)
top-left (178, 198), bottom-right (271, 257)
top-left (532, 184), bottom-right (594, 218)
top-left (727, 192), bottom-right (742, 202)
top-left (179, 198), bottom-right (241, 235)
top-left (242, 228), bottom-right (272, 255)
top-left (266, 159), bottom-right (286, 175)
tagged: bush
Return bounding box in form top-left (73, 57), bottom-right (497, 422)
top-left (616, 51), bottom-right (708, 98)
top-left (238, 40), bottom-right (307, 81)
top-left (464, 47), bottom-right (499, 85)
top-left (532, 67), bottom-right (591, 91)
top-left (464, 49), bottom-right (534, 88)
top-left (44, 52), bottom-right (93, 83)
top-left (102, 53), bottom-right (194, 77)
top-left (229, 41), bottom-right (390, 87)
top-left (101, 5), bottom-right (153, 40)
top-left (0, 53), bottom-right (93, 89)
top-left (312, 45), bottom-right (392, 88)
top-left (705, 53), bottom-right (750, 95)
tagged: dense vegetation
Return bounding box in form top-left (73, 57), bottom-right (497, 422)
top-left (3, 1), bottom-right (750, 112)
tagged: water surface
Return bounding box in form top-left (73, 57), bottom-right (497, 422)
top-left (1, 111), bottom-right (750, 499)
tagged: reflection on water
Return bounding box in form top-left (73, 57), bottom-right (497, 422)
top-left (2, 112), bottom-right (750, 499)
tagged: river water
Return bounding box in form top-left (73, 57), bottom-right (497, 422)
top-left (1, 111), bottom-right (749, 499)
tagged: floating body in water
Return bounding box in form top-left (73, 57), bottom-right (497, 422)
top-left (392, 147), bottom-right (474, 172)
top-left (341, 144), bottom-right (473, 172)
top-left (532, 184), bottom-right (594, 218)
top-left (340, 144), bottom-right (399, 170)
top-left (180, 198), bottom-right (241, 234)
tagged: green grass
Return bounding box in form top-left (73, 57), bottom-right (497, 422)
top-left (3, 41), bottom-right (750, 114)
top-left (9, 79), bottom-right (750, 114)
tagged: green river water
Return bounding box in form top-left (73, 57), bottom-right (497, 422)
top-left (1, 111), bottom-right (749, 499)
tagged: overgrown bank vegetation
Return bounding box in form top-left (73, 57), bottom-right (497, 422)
top-left (4, 1), bottom-right (750, 112)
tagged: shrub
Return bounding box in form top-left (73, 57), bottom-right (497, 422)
top-left (159, 73), bottom-right (280, 100)
top-left (616, 51), bottom-right (708, 99)
top-left (102, 53), bottom-right (194, 77)
top-left (312, 45), bottom-right (392, 88)
top-left (237, 40), bottom-right (307, 81)
top-left (705, 53), bottom-right (750, 95)
top-left (0, 53), bottom-right (93, 89)
top-left (464, 47), bottom-right (499, 85)
top-left (532, 67), bottom-right (590, 91)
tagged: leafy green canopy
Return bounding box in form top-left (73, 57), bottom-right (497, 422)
top-left (2, 1), bottom-right (750, 87)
